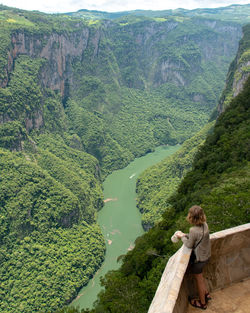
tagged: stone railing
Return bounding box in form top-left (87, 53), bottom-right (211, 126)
top-left (148, 223), bottom-right (250, 313)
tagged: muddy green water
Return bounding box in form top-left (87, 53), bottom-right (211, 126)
top-left (72, 145), bottom-right (180, 310)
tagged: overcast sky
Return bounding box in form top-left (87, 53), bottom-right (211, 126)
top-left (1, 0), bottom-right (249, 13)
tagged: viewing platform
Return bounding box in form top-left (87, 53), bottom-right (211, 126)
top-left (188, 278), bottom-right (250, 313)
top-left (148, 223), bottom-right (250, 313)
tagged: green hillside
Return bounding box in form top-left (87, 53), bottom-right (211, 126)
top-left (0, 147), bottom-right (105, 312)
top-left (67, 4), bottom-right (250, 24)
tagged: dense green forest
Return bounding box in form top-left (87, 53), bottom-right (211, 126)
top-left (0, 147), bottom-right (105, 312)
top-left (62, 24), bottom-right (250, 313)
top-left (0, 3), bottom-right (249, 313)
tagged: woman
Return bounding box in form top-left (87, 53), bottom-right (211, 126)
top-left (177, 205), bottom-right (211, 310)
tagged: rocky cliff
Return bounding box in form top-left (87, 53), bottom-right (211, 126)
top-left (217, 24), bottom-right (250, 113)
top-left (1, 16), bottom-right (242, 96)
top-left (2, 28), bottom-right (99, 96)
top-left (104, 17), bottom-right (242, 90)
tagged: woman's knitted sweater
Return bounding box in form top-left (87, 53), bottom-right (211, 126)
top-left (181, 222), bottom-right (211, 262)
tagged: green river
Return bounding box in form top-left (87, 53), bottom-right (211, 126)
top-left (72, 145), bottom-right (180, 310)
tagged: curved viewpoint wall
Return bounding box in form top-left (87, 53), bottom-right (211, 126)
top-left (148, 223), bottom-right (250, 313)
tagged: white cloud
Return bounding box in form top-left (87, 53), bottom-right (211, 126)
top-left (0, 0), bottom-right (249, 13)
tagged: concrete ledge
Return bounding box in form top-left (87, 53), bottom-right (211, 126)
top-left (148, 223), bottom-right (250, 313)
top-left (148, 245), bottom-right (192, 313)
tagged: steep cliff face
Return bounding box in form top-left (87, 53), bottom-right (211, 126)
top-left (217, 24), bottom-right (250, 113)
top-left (233, 61), bottom-right (250, 95)
top-left (3, 28), bottom-right (95, 95)
top-left (105, 17), bottom-right (241, 90)
top-left (156, 19), bottom-right (241, 87)
top-left (0, 23), bottom-right (104, 149)
top-left (1, 16), bottom-right (242, 113)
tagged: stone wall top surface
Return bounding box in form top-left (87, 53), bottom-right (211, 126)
top-left (210, 223), bottom-right (250, 240)
top-left (148, 245), bottom-right (192, 313)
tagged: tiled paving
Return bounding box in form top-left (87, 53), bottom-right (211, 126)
top-left (187, 278), bottom-right (250, 313)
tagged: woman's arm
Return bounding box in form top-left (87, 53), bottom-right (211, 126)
top-left (181, 228), bottom-right (196, 249)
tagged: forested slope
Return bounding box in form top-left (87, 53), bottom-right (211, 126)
top-left (0, 4), bottom-right (246, 313)
top-left (76, 25), bottom-right (250, 313)
top-left (136, 121), bottom-right (214, 230)
top-left (0, 11), bottom-right (106, 312)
